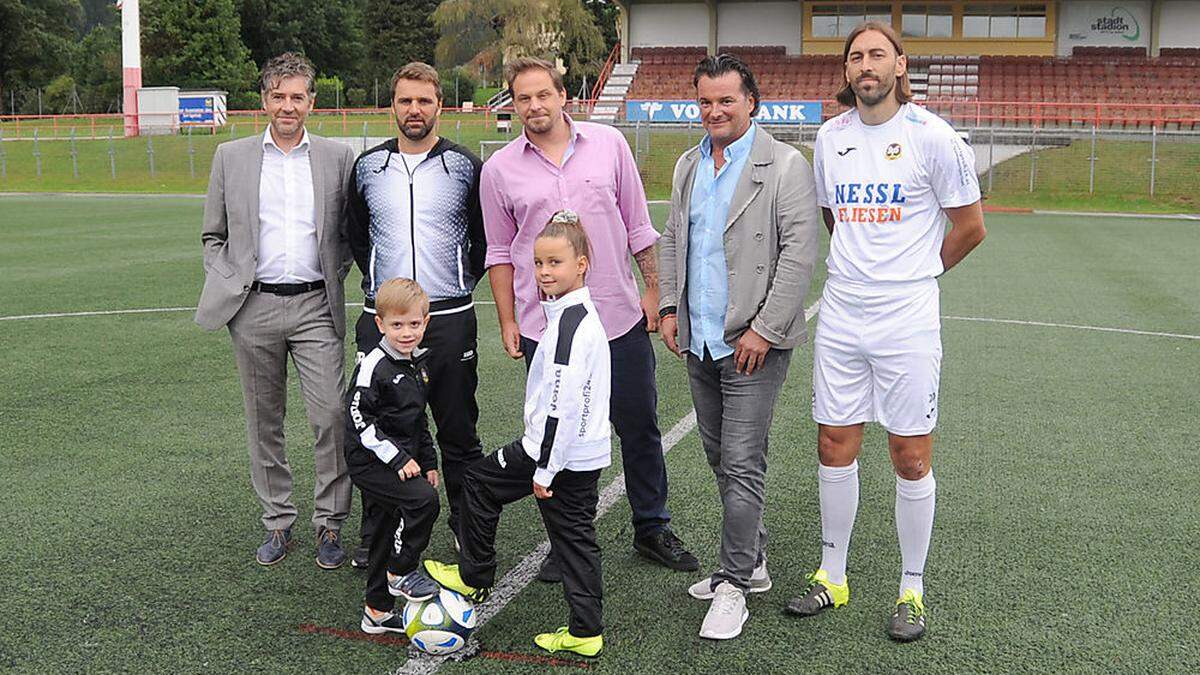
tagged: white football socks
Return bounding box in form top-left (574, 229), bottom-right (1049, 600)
top-left (895, 470), bottom-right (936, 598)
top-left (817, 460), bottom-right (859, 586)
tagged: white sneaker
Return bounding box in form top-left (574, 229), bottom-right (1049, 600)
top-left (699, 582), bottom-right (748, 640)
top-left (688, 562), bottom-right (772, 600)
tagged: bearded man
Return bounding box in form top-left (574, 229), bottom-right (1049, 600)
top-left (347, 62), bottom-right (487, 565)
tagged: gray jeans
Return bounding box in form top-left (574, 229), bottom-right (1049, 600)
top-left (686, 347), bottom-right (792, 591)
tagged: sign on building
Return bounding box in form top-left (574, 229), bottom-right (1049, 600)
top-left (626, 100), bottom-right (822, 124)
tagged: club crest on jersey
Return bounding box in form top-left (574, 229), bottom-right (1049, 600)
top-left (885, 143), bottom-right (902, 160)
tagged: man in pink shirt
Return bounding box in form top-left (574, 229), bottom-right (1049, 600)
top-left (481, 57), bottom-right (698, 580)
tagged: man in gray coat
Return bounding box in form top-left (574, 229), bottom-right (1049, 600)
top-left (658, 54), bottom-right (820, 640)
top-left (196, 52), bottom-right (356, 569)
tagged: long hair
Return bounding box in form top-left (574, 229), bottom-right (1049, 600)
top-left (835, 21), bottom-right (913, 107)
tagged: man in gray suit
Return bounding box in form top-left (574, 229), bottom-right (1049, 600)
top-left (196, 52), bottom-right (356, 569)
top-left (658, 54), bottom-right (820, 640)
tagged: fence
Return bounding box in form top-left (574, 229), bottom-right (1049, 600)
top-left (1, 113), bottom-right (1197, 213)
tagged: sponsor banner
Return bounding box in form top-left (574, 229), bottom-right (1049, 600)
top-left (1060, 1), bottom-right (1150, 48)
top-left (626, 100), bottom-right (822, 123)
top-left (179, 96), bottom-right (215, 124)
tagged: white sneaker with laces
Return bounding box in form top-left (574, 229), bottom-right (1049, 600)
top-left (699, 581), bottom-right (748, 640)
top-left (688, 561), bottom-right (772, 600)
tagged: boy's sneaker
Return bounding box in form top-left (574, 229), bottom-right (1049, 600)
top-left (255, 528), bottom-right (293, 566)
top-left (534, 627), bottom-right (603, 658)
top-left (887, 589), bottom-right (927, 642)
top-left (688, 561), bottom-right (772, 600)
top-left (360, 607), bottom-right (405, 635)
top-left (315, 527), bottom-right (346, 569)
top-left (785, 569), bottom-right (849, 617)
top-left (387, 571), bottom-right (440, 602)
top-left (699, 582), bottom-right (748, 640)
top-left (423, 560), bottom-right (491, 603)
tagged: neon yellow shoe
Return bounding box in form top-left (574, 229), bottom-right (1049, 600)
top-left (784, 569), bottom-right (850, 617)
top-left (422, 560), bottom-right (491, 602)
top-left (534, 626), bottom-right (603, 658)
top-left (887, 588), bottom-right (927, 642)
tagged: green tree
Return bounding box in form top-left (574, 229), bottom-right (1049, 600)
top-left (140, 0), bottom-right (258, 97)
top-left (362, 0), bottom-right (440, 105)
top-left (44, 74), bottom-right (78, 113)
top-left (72, 23), bottom-right (123, 112)
top-left (237, 0), bottom-right (366, 85)
top-left (432, 0), bottom-right (605, 87)
top-left (0, 0), bottom-right (83, 111)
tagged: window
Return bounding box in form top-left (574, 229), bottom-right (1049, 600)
top-left (963, 3), bottom-right (1046, 38)
top-left (901, 4), bottom-right (953, 38)
top-left (812, 3), bottom-right (894, 38)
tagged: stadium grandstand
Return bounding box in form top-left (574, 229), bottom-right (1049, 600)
top-left (593, 1), bottom-right (1200, 128)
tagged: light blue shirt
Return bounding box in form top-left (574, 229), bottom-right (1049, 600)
top-left (686, 123), bottom-right (756, 360)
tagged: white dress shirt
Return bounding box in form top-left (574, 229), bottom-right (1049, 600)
top-left (256, 129), bottom-right (322, 283)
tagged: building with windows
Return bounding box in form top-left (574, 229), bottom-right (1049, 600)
top-left (611, 1), bottom-right (1199, 59)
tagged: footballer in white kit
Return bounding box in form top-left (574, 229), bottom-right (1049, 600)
top-left (785, 22), bottom-right (986, 643)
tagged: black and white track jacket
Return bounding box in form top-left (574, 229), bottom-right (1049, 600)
top-left (345, 340), bottom-right (438, 472)
top-left (349, 137), bottom-right (486, 312)
top-left (521, 287), bottom-right (612, 487)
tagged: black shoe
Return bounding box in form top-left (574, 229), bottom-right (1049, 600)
top-left (537, 555), bottom-right (562, 583)
top-left (634, 528), bottom-right (700, 571)
top-left (256, 528), bottom-right (293, 566)
top-left (316, 527), bottom-right (346, 569)
top-left (350, 544), bottom-right (370, 569)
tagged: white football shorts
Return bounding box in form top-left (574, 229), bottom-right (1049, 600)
top-left (812, 278), bottom-right (942, 436)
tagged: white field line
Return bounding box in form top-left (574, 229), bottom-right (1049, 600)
top-left (943, 315), bottom-right (1200, 341)
top-left (390, 299), bottom-right (821, 675)
top-left (5, 302), bottom-right (1197, 344)
top-left (0, 301), bottom-right (487, 322)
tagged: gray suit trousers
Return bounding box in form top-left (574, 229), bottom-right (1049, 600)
top-left (686, 347), bottom-right (791, 591)
top-left (228, 288), bottom-right (351, 533)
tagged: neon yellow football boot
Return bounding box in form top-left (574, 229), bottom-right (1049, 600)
top-left (534, 626), bottom-right (604, 658)
top-left (422, 560), bottom-right (490, 602)
top-left (784, 568), bottom-right (850, 616)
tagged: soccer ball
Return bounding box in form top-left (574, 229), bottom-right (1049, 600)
top-left (402, 588), bottom-right (477, 655)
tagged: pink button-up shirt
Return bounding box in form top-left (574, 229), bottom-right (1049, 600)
top-left (481, 116), bottom-right (658, 341)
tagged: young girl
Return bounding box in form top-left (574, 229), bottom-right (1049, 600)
top-left (425, 210), bottom-right (611, 657)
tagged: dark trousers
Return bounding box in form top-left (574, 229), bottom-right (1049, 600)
top-left (355, 307), bottom-right (484, 546)
top-left (347, 449), bottom-right (440, 611)
top-left (521, 317), bottom-right (670, 538)
top-left (459, 441), bottom-right (603, 637)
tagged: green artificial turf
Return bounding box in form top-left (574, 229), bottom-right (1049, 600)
top-left (1, 198), bottom-right (1198, 673)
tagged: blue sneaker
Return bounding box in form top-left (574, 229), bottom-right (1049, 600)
top-left (316, 527), bottom-right (346, 569)
top-left (256, 528), bottom-right (293, 566)
top-left (388, 570), bottom-right (440, 602)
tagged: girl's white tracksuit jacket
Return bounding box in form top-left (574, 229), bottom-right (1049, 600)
top-left (520, 286), bottom-right (612, 487)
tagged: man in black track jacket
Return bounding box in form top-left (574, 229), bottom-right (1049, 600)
top-left (347, 62), bottom-right (486, 564)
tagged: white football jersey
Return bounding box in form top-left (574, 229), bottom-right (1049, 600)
top-left (814, 103), bottom-right (980, 285)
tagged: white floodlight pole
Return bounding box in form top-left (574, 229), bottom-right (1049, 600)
top-left (119, 0), bottom-right (142, 137)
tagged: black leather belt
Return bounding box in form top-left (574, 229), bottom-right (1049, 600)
top-left (251, 280), bottom-right (326, 296)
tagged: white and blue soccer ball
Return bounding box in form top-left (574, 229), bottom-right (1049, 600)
top-left (402, 588), bottom-right (477, 655)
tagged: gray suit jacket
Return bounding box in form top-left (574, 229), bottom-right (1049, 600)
top-left (195, 132), bottom-right (357, 337)
top-left (659, 125), bottom-right (821, 352)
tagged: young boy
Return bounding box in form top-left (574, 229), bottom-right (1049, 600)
top-left (425, 211), bottom-right (611, 657)
top-left (345, 277), bottom-right (443, 634)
